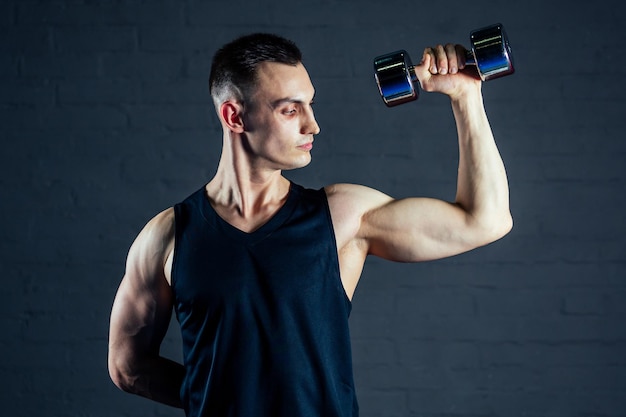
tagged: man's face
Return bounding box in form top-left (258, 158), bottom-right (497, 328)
top-left (241, 62), bottom-right (320, 171)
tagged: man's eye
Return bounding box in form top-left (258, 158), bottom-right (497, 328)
top-left (283, 108), bottom-right (297, 115)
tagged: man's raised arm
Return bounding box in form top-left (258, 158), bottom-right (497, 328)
top-left (329, 42), bottom-right (512, 274)
top-left (363, 43), bottom-right (512, 262)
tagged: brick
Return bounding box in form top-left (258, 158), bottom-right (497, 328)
top-left (20, 52), bottom-right (98, 78)
top-left (99, 51), bottom-right (184, 79)
top-left (1, 105), bottom-right (127, 131)
top-left (126, 103), bottom-right (209, 129)
top-left (124, 0), bottom-right (185, 26)
top-left (561, 291), bottom-right (609, 316)
top-left (395, 341), bottom-right (480, 370)
top-left (0, 2), bottom-right (15, 27)
top-left (482, 342), bottom-right (626, 369)
top-left (352, 339), bottom-right (396, 365)
top-left (57, 78), bottom-right (141, 104)
top-left (186, 1), bottom-right (273, 27)
top-left (474, 289), bottom-right (560, 317)
top-left (53, 26), bottom-right (137, 53)
top-left (491, 391), bottom-right (626, 416)
top-left (0, 27), bottom-right (51, 53)
top-left (17, 1), bottom-right (98, 25)
top-left (356, 389), bottom-right (407, 417)
top-left (350, 311), bottom-right (397, 341)
top-left (395, 289), bottom-right (475, 318)
top-left (407, 388), bottom-right (494, 414)
top-left (185, 49), bottom-right (214, 78)
top-left (607, 291), bottom-right (626, 314)
top-left (17, 0), bottom-right (184, 26)
top-left (139, 79), bottom-right (211, 104)
top-left (0, 79), bottom-right (55, 105)
top-left (0, 55), bottom-right (18, 77)
top-left (138, 26), bottom-right (216, 53)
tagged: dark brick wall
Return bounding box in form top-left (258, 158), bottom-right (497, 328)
top-left (1, 1), bottom-right (624, 416)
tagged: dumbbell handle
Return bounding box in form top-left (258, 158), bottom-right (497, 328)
top-left (403, 46), bottom-right (506, 80)
top-left (404, 49), bottom-right (477, 79)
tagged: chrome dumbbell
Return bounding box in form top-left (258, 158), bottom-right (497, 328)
top-left (373, 23), bottom-right (515, 107)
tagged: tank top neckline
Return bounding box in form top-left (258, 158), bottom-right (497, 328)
top-left (199, 181), bottom-right (301, 245)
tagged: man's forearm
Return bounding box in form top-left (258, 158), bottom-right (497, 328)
top-left (112, 354), bottom-right (185, 409)
top-left (451, 88), bottom-right (512, 234)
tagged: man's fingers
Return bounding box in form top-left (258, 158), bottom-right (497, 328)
top-left (445, 43), bottom-right (459, 74)
top-left (422, 44), bottom-right (467, 75)
top-left (433, 44), bottom-right (447, 74)
top-left (454, 44), bottom-right (467, 70)
top-left (421, 47), bottom-right (436, 74)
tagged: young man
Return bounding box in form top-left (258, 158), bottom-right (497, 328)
top-left (108, 33), bottom-right (512, 416)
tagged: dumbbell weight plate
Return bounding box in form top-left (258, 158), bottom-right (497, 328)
top-left (373, 50), bottom-right (418, 107)
top-left (468, 23), bottom-right (515, 81)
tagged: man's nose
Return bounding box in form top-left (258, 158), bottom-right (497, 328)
top-left (301, 108), bottom-right (320, 135)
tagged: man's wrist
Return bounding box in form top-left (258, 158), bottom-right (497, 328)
top-left (449, 81), bottom-right (482, 105)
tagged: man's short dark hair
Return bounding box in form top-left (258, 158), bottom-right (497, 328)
top-left (209, 33), bottom-right (303, 104)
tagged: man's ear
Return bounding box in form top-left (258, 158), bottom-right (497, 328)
top-left (219, 101), bottom-right (245, 133)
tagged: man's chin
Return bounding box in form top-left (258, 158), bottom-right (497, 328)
top-left (284, 155), bottom-right (312, 171)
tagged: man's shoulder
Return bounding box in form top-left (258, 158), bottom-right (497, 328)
top-left (133, 208), bottom-right (176, 255)
top-left (122, 207), bottom-right (175, 284)
top-left (149, 207), bottom-right (175, 229)
top-left (324, 183), bottom-right (393, 214)
top-left (323, 183), bottom-right (393, 242)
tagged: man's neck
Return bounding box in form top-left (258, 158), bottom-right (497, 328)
top-left (205, 165), bottom-right (291, 233)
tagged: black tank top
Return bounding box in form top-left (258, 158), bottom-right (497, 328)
top-left (172, 182), bottom-right (358, 417)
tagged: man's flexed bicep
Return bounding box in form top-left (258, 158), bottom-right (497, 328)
top-left (108, 208), bottom-right (184, 408)
top-left (361, 194), bottom-right (507, 263)
top-left (329, 181), bottom-right (511, 265)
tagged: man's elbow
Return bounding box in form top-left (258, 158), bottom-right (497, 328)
top-left (484, 210), bottom-right (513, 243)
top-left (502, 211), bottom-right (514, 236)
top-left (108, 351), bottom-right (139, 394)
top-left (469, 210), bottom-right (513, 247)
